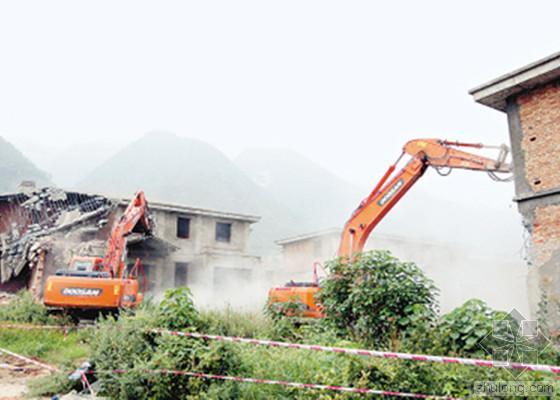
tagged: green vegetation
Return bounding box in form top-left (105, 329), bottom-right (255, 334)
top-left (200, 307), bottom-right (270, 338)
top-left (89, 288), bottom-right (243, 399)
top-left (0, 291), bottom-right (85, 368)
top-left (0, 292), bottom-right (86, 397)
top-left (0, 328), bottom-right (89, 366)
top-left (0, 252), bottom-right (559, 399)
top-left (0, 290), bottom-right (71, 325)
top-left (0, 292), bottom-right (90, 397)
top-left (318, 250), bottom-right (438, 347)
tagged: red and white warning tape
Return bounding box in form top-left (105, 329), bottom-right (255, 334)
top-left (95, 368), bottom-right (459, 399)
top-left (0, 323), bottom-right (73, 330)
top-left (153, 328), bottom-right (560, 374)
top-left (0, 347), bottom-right (59, 372)
top-left (81, 371), bottom-right (95, 396)
top-left (4, 323), bottom-right (559, 375)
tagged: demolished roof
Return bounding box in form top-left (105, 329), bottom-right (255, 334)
top-left (0, 188), bottom-right (115, 283)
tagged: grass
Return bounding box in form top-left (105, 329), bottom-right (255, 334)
top-left (0, 327), bottom-right (90, 367)
top-left (200, 307), bottom-right (270, 337)
top-left (0, 291), bottom-right (87, 367)
top-left (0, 306), bottom-right (92, 398)
top-left (196, 307), bottom-right (373, 399)
top-left (0, 325), bottom-right (91, 397)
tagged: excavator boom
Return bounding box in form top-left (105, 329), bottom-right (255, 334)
top-left (102, 191), bottom-right (151, 278)
top-left (339, 139), bottom-right (510, 257)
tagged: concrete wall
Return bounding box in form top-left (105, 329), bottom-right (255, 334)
top-left (279, 233), bottom-right (340, 280)
top-left (506, 81), bottom-right (560, 325)
top-left (151, 208), bottom-right (251, 254)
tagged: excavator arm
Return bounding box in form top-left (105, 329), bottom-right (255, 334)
top-left (102, 191), bottom-right (152, 278)
top-left (338, 139), bottom-right (511, 257)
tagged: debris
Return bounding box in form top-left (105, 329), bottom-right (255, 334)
top-left (0, 362), bottom-right (24, 371)
top-left (0, 187), bottom-right (115, 283)
top-left (0, 347), bottom-right (59, 372)
top-left (0, 351), bottom-right (56, 400)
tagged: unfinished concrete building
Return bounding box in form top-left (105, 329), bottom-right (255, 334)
top-left (470, 52), bottom-right (560, 325)
top-left (0, 185), bottom-right (261, 306)
top-left (125, 199), bottom-right (261, 304)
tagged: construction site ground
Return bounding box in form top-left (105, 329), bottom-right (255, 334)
top-left (0, 352), bottom-right (50, 400)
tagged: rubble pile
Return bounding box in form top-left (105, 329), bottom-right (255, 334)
top-left (0, 187), bottom-right (115, 283)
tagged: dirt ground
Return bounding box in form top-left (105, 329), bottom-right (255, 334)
top-left (0, 354), bottom-right (51, 400)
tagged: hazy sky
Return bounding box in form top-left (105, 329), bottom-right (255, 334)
top-left (0, 1), bottom-right (558, 202)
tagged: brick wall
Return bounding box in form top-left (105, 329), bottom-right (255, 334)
top-left (516, 82), bottom-right (560, 267)
top-left (518, 82), bottom-right (560, 192)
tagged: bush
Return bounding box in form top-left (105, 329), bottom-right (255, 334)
top-left (148, 335), bottom-right (243, 399)
top-left (435, 299), bottom-right (508, 356)
top-left (317, 250), bottom-right (439, 347)
top-left (10, 259), bottom-right (558, 398)
top-left (0, 290), bottom-right (73, 326)
top-left (90, 288), bottom-right (241, 399)
top-left (28, 370), bottom-right (82, 397)
top-left (0, 290), bottom-right (53, 324)
top-left (200, 307), bottom-right (269, 338)
top-left (156, 287), bottom-right (200, 330)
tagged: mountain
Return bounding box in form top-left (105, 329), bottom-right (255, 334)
top-left (42, 141), bottom-right (117, 188)
top-left (235, 148), bottom-right (364, 231)
top-left (0, 136), bottom-right (51, 193)
top-left (78, 132), bottom-right (305, 253)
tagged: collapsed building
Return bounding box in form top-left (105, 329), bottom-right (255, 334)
top-left (470, 51), bottom-right (560, 327)
top-left (0, 185), bottom-right (114, 298)
top-left (0, 184), bottom-right (261, 306)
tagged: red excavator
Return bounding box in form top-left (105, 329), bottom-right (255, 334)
top-left (43, 191), bottom-right (152, 312)
top-left (268, 139), bottom-right (511, 318)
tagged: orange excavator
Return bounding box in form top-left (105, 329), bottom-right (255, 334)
top-left (268, 139), bottom-right (511, 318)
top-left (43, 191), bottom-right (152, 312)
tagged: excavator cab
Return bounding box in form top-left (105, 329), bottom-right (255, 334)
top-left (268, 262), bottom-right (325, 318)
top-left (68, 256), bottom-right (104, 272)
top-left (267, 285), bottom-right (323, 318)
